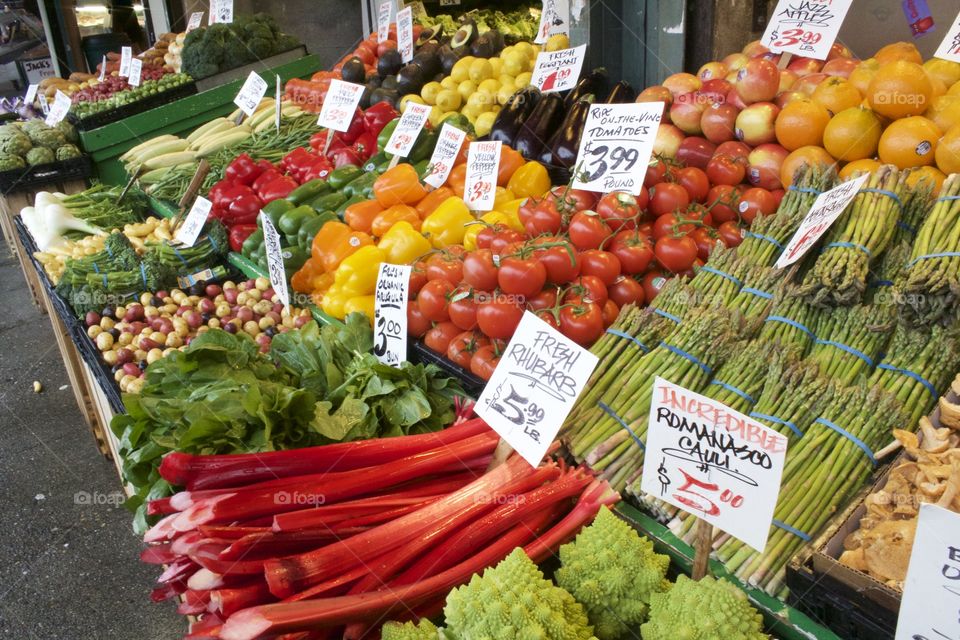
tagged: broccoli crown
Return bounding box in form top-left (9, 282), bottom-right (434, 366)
top-left (104, 233), bottom-right (140, 269)
top-left (381, 619), bottom-right (439, 640)
top-left (641, 575), bottom-right (768, 640)
top-left (223, 36), bottom-right (253, 66)
top-left (26, 147), bottom-right (55, 165)
top-left (443, 548), bottom-right (598, 640)
top-left (555, 506), bottom-right (670, 640)
top-left (181, 42), bottom-right (220, 79)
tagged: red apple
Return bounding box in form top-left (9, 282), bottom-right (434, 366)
top-left (827, 42), bottom-right (853, 61)
top-left (747, 143), bottom-right (789, 190)
top-left (653, 123), bottom-right (685, 158)
top-left (698, 78), bottom-right (733, 104)
top-left (723, 53), bottom-right (749, 72)
top-left (670, 92), bottom-right (707, 134)
top-left (775, 91), bottom-right (808, 108)
top-left (725, 88), bottom-right (749, 110)
top-left (787, 56), bottom-right (824, 77)
top-left (735, 102), bottom-right (780, 146)
top-left (677, 136), bottom-right (717, 170)
top-left (700, 102), bottom-right (740, 143)
top-left (778, 69), bottom-right (798, 92)
top-left (742, 40), bottom-right (770, 57)
top-left (636, 85), bottom-right (673, 118)
top-left (715, 140), bottom-right (752, 161)
top-left (793, 72), bottom-right (828, 95)
top-left (697, 61), bottom-right (728, 82)
top-left (663, 72), bottom-right (701, 97)
top-left (822, 58), bottom-right (859, 78)
top-left (735, 58), bottom-right (780, 103)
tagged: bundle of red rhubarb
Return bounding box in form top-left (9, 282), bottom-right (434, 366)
top-left (141, 417), bottom-right (618, 639)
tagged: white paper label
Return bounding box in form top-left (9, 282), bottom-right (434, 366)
top-left (477, 312), bottom-right (598, 467)
top-left (174, 196), bottom-right (213, 248)
top-left (377, 1), bottom-right (393, 43)
top-left (177, 268), bottom-right (216, 289)
top-left (774, 173), bottom-right (868, 269)
top-left (119, 46), bottom-right (132, 77)
top-left (275, 75), bottom-right (282, 132)
top-left (44, 90), bottom-right (71, 126)
top-left (209, 0), bottom-right (233, 24)
top-left (186, 11), bottom-right (204, 32)
top-left (761, 0), bottom-right (854, 61)
top-left (385, 102), bottom-right (431, 157)
top-left (572, 102), bottom-right (662, 197)
top-left (640, 377), bottom-right (788, 552)
top-left (896, 504), bottom-right (960, 640)
top-left (317, 80), bottom-right (365, 132)
top-left (530, 44), bottom-right (586, 93)
top-left (98, 55), bottom-right (106, 81)
top-left (424, 123), bottom-right (467, 189)
top-left (463, 141), bottom-right (501, 211)
top-left (24, 84), bottom-right (38, 104)
top-left (397, 7), bottom-right (414, 63)
top-left (260, 213), bottom-right (290, 312)
top-left (934, 10), bottom-right (960, 63)
top-left (373, 263), bottom-right (411, 367)
top-left (128, 58), bottom-right (143, 87)
top-left (38, 93), bottom-right (49, 115)
top-left (536, 0), bottom-right (570, 43)
top-left (234, 71), bottom-right (268, 117)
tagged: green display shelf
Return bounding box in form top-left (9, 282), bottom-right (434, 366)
top-left (227, 251), bottom-right (267, 279)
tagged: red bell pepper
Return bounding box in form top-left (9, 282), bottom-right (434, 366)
top-left (252, 169), bottom-right (283, 194)
top-left (210, 181), bottom-right (255, 211)
top-left (281, 147), bottom-right (314, 173)
top-left (340, 108), bottom-right (366, 145)
top-left (258, 175), bottom-right (299, 202)
top-left (228, 224), bottom-right (258, 252)
top-left (302, 157), bottom-right (334, 182)
top-left (362, 102), bottom-right (399, 137)
top-left (331, 146), bottom-right (363, 168)
top-left (225, 193), bottom-right (264, 225)
top-left (256, 159), bottom-right (277, 173)
top-left (225, 154), bottom-right (262, 185)
top-left (351, 131), bottom-right (377, 162)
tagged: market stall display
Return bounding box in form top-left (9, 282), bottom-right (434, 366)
top-left (180, 14), bottom-right (301, 80)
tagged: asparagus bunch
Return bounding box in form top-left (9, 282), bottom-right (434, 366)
top-left (758, 285), bottom-right (818, 355)
top-left (702, 339), bottom-right (787, 415)
top-left (747, 359), bottom-right (835, 442)
top-left (892, 179), bottom-right (935, 246)
top-left (865, 240), bottom-right (911, 305)
top-left (728, 265), bottom-right (787, 321)
top-left (687, 247), bottom-right (748, 308)
top-left (806, 303), bottom-right (895, 386)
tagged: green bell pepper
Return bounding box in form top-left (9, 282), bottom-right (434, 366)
top-left (327, 165), bottom-right (363, 190)
top-left (261, 198), bottom-right (294, 228)
top-left (286, 178), bottom-right (330, 205)
top-left (278, 205), bottom-right (316, 241)
top-left (363, 151), bottom-right (388, 173)
top-left (336, 194), bottom-right (366, 217)
top-left (308, 190), bottom-right (348, 213)
top-left (241, 228), bottom-right (264, 257)
top-left (408, 128), bottom-right (437, 163)
top-left (297, 212), bottom-right (335, 251)
top-left (281, 245), bottom-right (309, 272)
top-left (376, 118), bottom-right (399, 153)
top-left (342, 171), bottom-right (378, 199)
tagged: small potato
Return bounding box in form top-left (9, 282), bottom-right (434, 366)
top-left (95, 332), bottom-right (114, 350)
top-left (146, 348), bottom-right (164, 364)
top-left (127, 377), bottom-right (144, 394)
top-left (117, 332), bottom-right (133, 346)
top-left (243, 320), bottom-right (260, 336)
top-left (87, 325), bottom-right (103, 339)
top-left (255, 277), bottom-right (270, 291)
top-left (102, 350), bottom-right (118, 366)
top-left (99, 317), bottom-right (115, 330)
top-left (165, 333), bottom-right (183, 348)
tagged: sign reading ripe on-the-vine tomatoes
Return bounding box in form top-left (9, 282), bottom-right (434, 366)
top-left (774, 173), bottom-right (868, 269)
top-left (463, 140), bottom-right (501, 211)
top-left (424, 123), bottom-right (466, 189)
top-left (934, 9), bottom-right (960, 63)
top-left (572, 102), bottom-right (662, 197)
top-left (477, 312), bottom-right (598, 467)
top-left (373, 263), bottom-right (411, 367)
top-left (530, 44), bottom-right (586, 93)
top-left (317, 80), bottom-right (365, 132)
top-left (761, 0), bottom-right (854, 61)
top-left (641, 377), bottom-right (788, 552)
top-left (186, 11), bottom-right (204, 32)
top-left (385, 102), bottom-right (431, 157)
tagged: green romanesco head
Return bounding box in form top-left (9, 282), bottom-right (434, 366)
top-left (0, 153), bottom-right (26, 170)
top-left (26, 146), bottom-right (55, 165)
top-left (29, 127), bottom-right (66, 150)
top-left (0, 131), bottom-right (31, 156)
top-left (641, 575), bottom-right (768, 640)
top-left (443, 548), bottom-right (598, 640)
top-left (56, 144), bottom-right (82, 161)
top-left (56, 119), bottom-right (78, 143)
top-left (381, 619), bottom-right (439, 640)
top-left (554, 506), bottom-right (670, 640)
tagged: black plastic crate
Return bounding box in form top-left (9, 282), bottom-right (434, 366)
top-left (68, 81), bottom-right (198, 132)
top-left (411, 340), bottom-right (487, 398)
top-left (0, 155), bottom-right (93, 195)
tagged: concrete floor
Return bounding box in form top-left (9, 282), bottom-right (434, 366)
top-left (0, 252), bottom-right (182, 639)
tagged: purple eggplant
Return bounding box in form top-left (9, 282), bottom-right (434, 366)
top-left (488, 87), bottom-right (540, 144)
top-left (544, 96), bottom-right (594, 168)
top-left (512, 92), bottom-right (564, 160)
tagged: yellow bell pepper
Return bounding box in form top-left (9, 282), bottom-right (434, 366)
top-left (334, 245), bottom-right (385, 297)
top-left (507, 161), bottom-right (551, 198)
top-left (321, 284), bottom-right (349, 319)
top-left (495, 198), bottom-right (526, 233)
top-left (463, 211), bottom-right (511, 251)
top-left (493, 186), bottom-right (515, 210)
top-left (344, 295), bottom-right (376, 325)
top-left (421, 196), bottom-right (474, 249)
top-left (378, 221), bottom-right (432, 264)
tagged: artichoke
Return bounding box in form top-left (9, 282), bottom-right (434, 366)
top-left (56, 119), bottom-right (78, 143)
top-left (0, 154), bottom-right (26, 170)
top-left (26, 147), bottom-right (55, 165)
top-left (0, 132), bottom-right (31, 156)
top-left (55, 144), bottom-right (82, 161)
top-left (28, 127), bottom-right (66, 150)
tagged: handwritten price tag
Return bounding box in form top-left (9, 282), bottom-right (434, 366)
top-left (377, 1), bottom-right (393, 43)
top-left (424, 123), bottom-right (467, 189)
top-left (186, 11), bottom-right (204, 32)
top-left (128, 58), bottom-right (143, 87)
top-left (373, 263), bottom-right (411, 367)
top-left (774, 173), bottom-right (868, 268)
top-left (44, 90), bottom-right (71, 126)
top-left (317, 80), bottom-right (365, 132)
top-left (761, 0), bottom-right (854, 61)
top-left (536, 0), bottom-right (570, 43)
top-left (530, 44), bottom-right (586, 93)
top-left (24, 84), bottom-right (37, 104)
top-left (174, 196), bottom-right (213, 247)
top-left (260, 212), bottom-right (290, 312)
top-left (641, 378), bottom-right (787, 552)
top-left (463, 141), bottom-right (501, 211)
top-left (895, 504), bottom-right (960, 640)
top-left (934, 9), bottom-right (960, 63)
top-left (38, 93), bottom-right (48, 115)
top-left (397, 7), bottom-right (414, 63)
top-left (234, 71), bottom-right (268, 117)
top-left (385, 102), bottom-right (431, 157)
top-left (98, 55), bottom-right (106, 81)
top-left (572, 102), bottom-right (662, 197)
top-left (477, 312), bottom-right (598, 467)
top-left (209, 0), bottom-right (234, 24)
top-left (119, 46), bottom-right (132, 77)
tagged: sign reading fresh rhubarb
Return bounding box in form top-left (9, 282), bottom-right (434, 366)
top-left (209, 0), bottom-right (233, 24)
top-left (463, 140), bottom-right (501, 211)
top-left (397, 7), bottom-right (414, 63)
top-left (640, 377), bottom-right (788, 552)
top-left (774, 173), bottom-right (869, 269)
top-left (317, 80), bottom-right (365, 132)
top-left (477, 312), bottom-right (598, 467)
top-left (175, 196), bottom-right (212, 248)
top-left (895, 504), bottom-right (960, 640)
top-left (128, 58), bottom-right (143, 87)
top-left (186, 11), bottom-right (204, 32)
top-left (119, 46), bottom-right (132, 77)
top-left (44, 90), bottom-right (70, 126)
top-left (385, 102), bottom-right (431, 157)
top-left (424, 123), bottom-right (467, 189)
top-left (377, 1), bottom-right (393, 43)
top-left (234, 71), bottom-right (268, 117)
top-left (373, 263), bottom-right (411, 367)
top-left (761, 0), bottom-right (854, 60)
top-left (260, 212), bottom-right (290, 312)
top-left (934, 9), bottom-right (960, 62)
top-left (572, 102), bottom-right (662, 197)
top-left (530, 44), bottom-right (586, 93)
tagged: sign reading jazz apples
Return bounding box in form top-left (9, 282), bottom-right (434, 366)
top-left (761, 0), bottom-right (854, 61)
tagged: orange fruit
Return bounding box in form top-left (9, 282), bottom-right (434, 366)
top-left (839, 158), bottom-right (882, 180)
top-left (874, 41), bottom-right (923, 65)
top-left (780, 146), bottom-right (836, 187)
top-left (866, 61), bottom-right (934, 119)
top-left (849, 59), bottom-right (880, 95)
top-left (930, 76), bottom-right (948, 100)
top-left (811, 77), bottom-right (862, 115)
top-left (926, 95), bottom-right (960, 133)
top-left (823, 107), bottom-right (883, 161)
top-left (936, 125), bottom-right (960, 174)
top-left (950, 81), bottom-right (960, 97)
top-left (774, 100), bottom-right (831, 151)
top-left (923, 59), bottom-right (960, 88)
top-left (877, 116), bottom-right (941, 168)
top-left (906, 166), bottom-right (946, 192)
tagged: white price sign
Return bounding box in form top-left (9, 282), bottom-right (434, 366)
top-left (934, 10), bottom-right (960, 63)
top-left (530, 44), bottom-right (586, 93)
top-left (536, 0), bottom-right (570, 43)
top-left (463, 140), bottom-right (501, 211)
top-left (774, 173), bottom-right (868, 269)
top-left (38, 93), bottom-right (49, 115)
top-left (275, 75), bottom-right (282, 132)
top-left (385, 102), bottom-right (431, 157)
top-left (424, 123), bottom-right (466, 189)
top-left (397, 7), bottom-right (414, 63)
top-left (98, 55), bottom-right (106, 81)
top-left (44, 91), bottom-right (71, 126)
top-left (234, 71), bottom-right (268, 117)
top-left (477, 312), bottom-right (598, 467)
top-left (209, 0), bottom-right (234, 24)
top-left (377, 1), bottom-right (393, 43)
top-left (640, 377), bottom-right (788, 552)
top-left (128, 58), bottom-right (143, 87)
top-left (260, 213), bottom-right (290, 312)
top-left (373, 263), bottom-right (411, 367)
top-left (896, 504), bottom-right (960, 640)
top-left (119, 46), bottom-right (132, 77)
top-left (186, 11), bottom-right (204, 32)
top-left (317, 80), bottom-right (365, 132)
top-left (761, 0), bottom-right (854, 61)
top-left (24, 84), bottom-right (38, 104)
top-left (572, 102), bottom-right (662, 197)
top-left (174, 196), bottom-right (213, 247)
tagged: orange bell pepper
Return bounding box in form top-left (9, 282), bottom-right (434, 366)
top-left (446, 163), bottom-right (467, 197)
top-left (291, 257), bottom-right (322, 293)
top-left (497, 145), bottom-right (525, 187)
top-left (373, 163), bottom-right (427, 207)
top-left (371, 204), bottom-right (421, 237)
top-left (344, 199), bottom-right (383, 234)
top-left (311, 220), bottom-right (373, 272)
top-left (415, 186), bottom-right (455, 219)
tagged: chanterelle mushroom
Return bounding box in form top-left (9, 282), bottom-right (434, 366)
top-left (919, 417), bottom-right (952, 453)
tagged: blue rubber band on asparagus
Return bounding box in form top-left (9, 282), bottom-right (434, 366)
top-left (105, 244), bottom-right (114, 259)
top-left (92, 262), bottom-right (100, 274)
top-left (877, 363), bottom-right (936, 400)
top-left (896, 220), bottom-right (917, 235)
top-left (604, 328), bottom-right (650, 353)
top-left (787, 186), bottom-right (822, 195)
top-left (907, 251), bottom-right (960, 268)
top-left (772, 519), bottom-right (811, 541)
top-left (698, 266), bottom-right (742, 288)
top-left (710, 380), bottom-right (755, 405)
top-left (869, 280), bottom-right (893, 287)
top-left (653, 308), bottom-right (681, 324)
top-left (740, 287), bottom-right (773, 300)
top-left (814, 339), bottom-right (874, 367)
top-left (858, 187), bottom-right (903, 212)
top-left (659, 342), bottom-right (712, 376)
top-left (750, 411), bottom-right (803, 438)
top-left (171, 245), bottom-right (189, 267)
top-left (598, 401), bottom-right (645, 450)
top-left (823, 241), bottom-right (872, 257)
top-left (937, 195), bottom-right (960, 202)
top-left (208, 233), bottom-right (219, 253)
top-left (814, 417), bottom-right (877, 466)
top-left (763, 315), bottom-right (814, 337)
top-left (743, 231), bottom-right (782, 249)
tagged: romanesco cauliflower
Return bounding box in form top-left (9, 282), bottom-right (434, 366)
top-left (641, 575), bottom-right (768, 640)
top-left (443, 548), bottom-right (597, 640)
top-left (381, 619), bottom-right (439, 640)
top-left (26, 147), bottom-right (55, 165)
top-left (0, 132), bottom-right (31, 156)
top-left (56, 144), bottom-right (82, 161)
top-left (28, 127), bottom-right (66, 150)
top-left (555, 506), bottom-right (670, 639)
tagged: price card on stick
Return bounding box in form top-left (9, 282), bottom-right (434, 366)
top-left (186, 11), bottom-right (204, 32)
top-left (774, 173), bottom-right (869, 268)
top-left (572, 102), bottom-right (662, 197)
top-left (895, 504), bottom-right (960, 640)
top-left (377, 1), bottom-right (393, 43)
top-left (44, 91), bottom-right (71, 126)
top-left (397, 7), bottom-right (414, 63)
top-left (37, 93), bottom-right (48, 115)
top-left (234, 71), bottom-right (268, 118)
top-left (530, 44), bottom-right (586, 93)
top-left (463, 140), bottom-right (501, 211)
top-left (424, 123), bottom-right (466, 189)
top-left (128, 58), bottom-right (143, 87)
top-left (119, 46), bottom-right (132, 77)
top-left (260, 213), bottom-right (291, 312)
top-left (640, 377), bottom-right (788, 552)
top-left (934, 9), bottom-right (960, 63)
top-left (477, 312), bottom-right (598, 467)
top-left (24, 84), bottom-right (37, 104)
top-left (174, 196), bottom-right (213, 247)
top-left (536, 0), bottom-right (570, 43)
top-left (209, 0), bottom-right (233, 25)
top-left (385, 102), bottom-right (431, 157)
top-left (98, 55), bottom-right (106, 81)
top-left (761, 0), bottom-right (854, 61)
top-left (317, 80), bottom-right (365, 131)
top-left (373, 264), bottom-right (411, 367)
